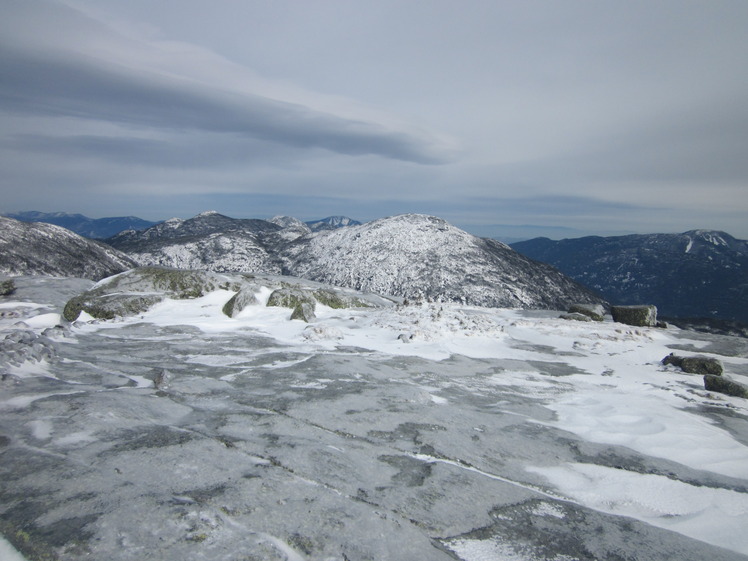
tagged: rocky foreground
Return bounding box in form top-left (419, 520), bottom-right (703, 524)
top-left (1, 274), bottom-right (748, 561)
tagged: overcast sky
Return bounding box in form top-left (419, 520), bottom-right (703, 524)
top-left (2, 0), bottom-right (748, 239)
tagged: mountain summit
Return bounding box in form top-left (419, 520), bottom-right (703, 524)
top-left (305, 216), bottom-right (362, 231)
top-left (282, 214), bottom-right (602, 309)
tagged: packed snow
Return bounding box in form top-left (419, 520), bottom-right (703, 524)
top-left (1, 276), bottom-right (747, 560)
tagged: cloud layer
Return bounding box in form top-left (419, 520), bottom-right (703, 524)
top-left (2, 0), bottom-right (748, 239)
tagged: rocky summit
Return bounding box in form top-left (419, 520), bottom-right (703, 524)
top-left (281, 214), bottom-right (603, 310)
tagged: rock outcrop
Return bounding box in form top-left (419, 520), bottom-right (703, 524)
top-left (63, 267), bottom-right (234, 321)
top-left (63, 268), bottom-right (393, 323)
top-left (568, 303), bottom-right (605, 321)
top-left (611, 305), bottom-right (658, 327)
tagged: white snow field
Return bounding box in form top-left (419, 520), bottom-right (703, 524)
top-left (1, 276), bottom-right (747, 560)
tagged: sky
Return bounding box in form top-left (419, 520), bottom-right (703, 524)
top-left (1, 0), bottom-right (748, 240)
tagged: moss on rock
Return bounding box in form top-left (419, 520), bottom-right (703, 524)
top-left (0, 279), bottom-right (16, 297)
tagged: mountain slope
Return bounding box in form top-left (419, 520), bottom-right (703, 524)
top-left (3, 211), bottom-right (157, 239)
top-left (106, 211), bottom-right (285, 274)
top-left (0, 216), bottom-right (137, 280)
top-left (282, 214), bottom-right (603, 309)
top-left (511, 230), bottom-right (748, 321)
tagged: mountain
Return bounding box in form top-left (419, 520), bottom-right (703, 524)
top-left (106, 211), bottom-right (602, 310)
top-left (269, 215), bottom-right (313, 241)
top-left (511, 230), bottom-right (748, 322)
top-left (2, 211), bottom-right (157, 239)
top-left (282, 214), bottom-right (602, 309)
top-left (106, 211), bottom-right (286, 274)
top-left (0, 216), bottom-right (137, 280)
top-left (305, 215), bottom-right (362, 231)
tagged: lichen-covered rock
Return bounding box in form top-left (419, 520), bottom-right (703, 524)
top-left (560, 312), bottom-right (592, 322)
top-left (568, 303), bottom-right (605, 321)
top-left (290, 302), bottom-right (316, 322)
top-left (312, 288), bottom-right (373, 309)
top-left (63, 267), bottom-right (234, 321)
top-left (266, 288), bottom-right (316, 311)
top-left (267, 288), bottom-right (317, 322)
top-left (64, 293), bottom-right (165, 322)
top-left (0, 279), bottom-right (16, 296)
top-left (704, 374), bottom-right (748, 398)
top-left (662, 353), bottom-right (723, 375)
top-left (611, 305), bottom-right (657, 327)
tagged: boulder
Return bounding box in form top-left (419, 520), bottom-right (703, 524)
top-left (222, 287), bottom-right (260, 318)
top-left (559, 312), bottom-right (592, 322)
top-left (0, 279), bottom-right (16, 296)
top-left (662, 353), bottom-right (723, 375)
top-left (611, 305), bottom-right (657, 327)
top-left (568, 303), bottom-right (605, 322)
top-left (704, 375), bottom-right (748, 398)
top-left (63, 267), bottom-right (233, 321)
top-left (266, 288), bottom-right (318, 322)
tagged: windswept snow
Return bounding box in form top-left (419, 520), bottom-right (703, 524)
top-left (1, 276), bottom-right (747, 560)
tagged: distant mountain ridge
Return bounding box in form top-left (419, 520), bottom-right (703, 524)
top-left (305, 216), bottom-right (362, 231)
top-left (511, 230), bottom-right (748, 322)
top-left (106, 211), bottom-right (603, 310)
top-left (2, 211), bottom-right (364, 239)
top-left (0, 216), bottom-right (137, 280)
top-left (3, 211), bottom-right (157, 239)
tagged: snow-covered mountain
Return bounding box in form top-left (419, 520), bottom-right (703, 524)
top-left (2, 211), bottom-right (157, 239)
top-left (0, 216), bottom-right (137, 280)
top-left (105, 212), bottom-right (603, 310)
top-left (283, 214), bottom-right (602, 309)
top-left (2, 274), bottom-right (747, 560)
top-left (305, 215), bottom-right (362, 231)
top-left (511, 230), bottom-right (748, 322)
top-left (106, 211), bottom-right (285, 274)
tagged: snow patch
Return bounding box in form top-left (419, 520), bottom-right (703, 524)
top-left (528, 462), bottom-right (748, 556)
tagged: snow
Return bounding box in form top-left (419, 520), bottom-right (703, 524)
top-left (528, 462), bottom-right (748, 555)
top-left (0, 536), bottom-right (28, 561)
top-left (2, 277), bottom-right (748, 559)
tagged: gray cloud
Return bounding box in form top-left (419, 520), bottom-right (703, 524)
top-left (0, 0), bottom-right (455, 165)
top-left (0, 49), bottom-right (451, 165)
top-left (1, 0), bottom-right (748, 239)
